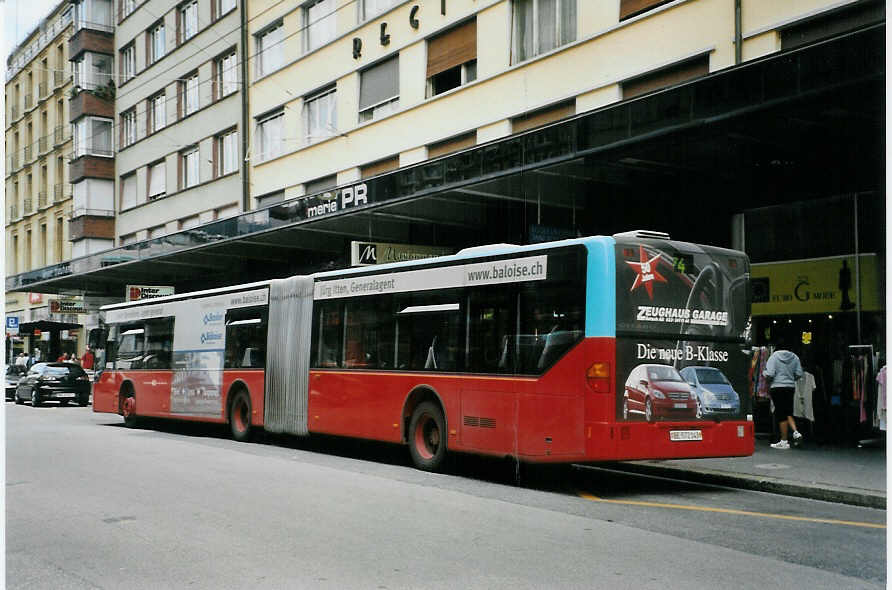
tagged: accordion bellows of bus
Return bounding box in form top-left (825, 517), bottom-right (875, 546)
top-left (93, 232), bottom-right (754, 472)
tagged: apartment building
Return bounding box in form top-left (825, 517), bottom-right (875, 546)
top-left (5, 0), bottom-right (78, 360)
top-left (113, 0), bottom-right (244, 245)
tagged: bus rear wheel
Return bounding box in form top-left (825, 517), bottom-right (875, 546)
top-left (408, 402), bottom-right (447, 472)
top-left (229, 390), bottom-right (252, 442)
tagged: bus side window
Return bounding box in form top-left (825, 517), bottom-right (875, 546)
top-left (117, 324), bottom-right (146, 370)
top-left (518, 284), bottom-right (584, 374)
top-left (144, 318), bottom-right (174, 370)
top-left (344, 295), bottom-right (394, 369)
top-left (467, 287), bottom-right (516, 374)
top-left (396, 290), bottom-right (463, 372)
top-left (225, 307), bottom-right (268, 369)
top-left (312, 301), bottom-right (342, 368)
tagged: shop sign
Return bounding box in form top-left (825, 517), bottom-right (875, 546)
top-left (50, 298), bottom-right (88, 314)
top-left (750, 254), bottom-right (880, 316)
top-left (28, 293), bottom-right (43, 304)
top-left (304, 183), bottom-right (369, 219)
top-left (126, 285), bottom-right (175, 302)
top-left (5, 317), bottom-right (19, 335)
top-left (350, 241), bottom-right (452, 266)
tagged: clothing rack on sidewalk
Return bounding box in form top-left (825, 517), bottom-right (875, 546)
top-left (849, 344), bottom-right (883, 448)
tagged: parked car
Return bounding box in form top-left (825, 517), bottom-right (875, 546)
top-left (6, 364), bottom-right (27, 400)
top-left (15, 362), bottom-right (91, 407)
top-left (680, 366), bottom-right (741, 419)
top-left (623, 363), bottom-right (697, 422)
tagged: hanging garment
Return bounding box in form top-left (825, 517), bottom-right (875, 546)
top-left (876, 366), bottom-right (886, 431)
top-left (794, 371), bottom-right (816, 422)
top-left (757, 347), bottom-right (771, 399)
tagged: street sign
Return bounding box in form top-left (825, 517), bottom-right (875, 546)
top-left (5, 316), bottom-right (19, 335)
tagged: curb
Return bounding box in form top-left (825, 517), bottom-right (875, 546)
top-left (605, 461), bottom-right (887, 509)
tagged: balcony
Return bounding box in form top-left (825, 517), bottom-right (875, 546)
top-left (69, 90), bottom-right (114, 122)
top-left (39, 136), bottom-right (48, 154)
top-left (54, 183), bottom-right (67, 202)
top-left (24, 94), bottom-right (33, 110)
top-left (68, 209), bottom-right (115, 241)
top-left (54, 125), bottom-right (68, 145)
top-left (69, 154), bottom-right (114, 183)
top-left (23, 198), bottom-right (33, 215)
top-left (24, 146), bottom-right (33, 162)
top-left (7, 154), bottom-right (18, 171)
top-left (9, 205), bottom-right (19, 221)
top-left (10, 105), bottom-right (19, 120)
top-left (54, 70), bottom-right (69, 87)
top-left (39, 81), bottom-right (49, 98)
top-left (69, 27), bottom-right (114, 60)
top-left (38, 191), bottom-right (48, 209)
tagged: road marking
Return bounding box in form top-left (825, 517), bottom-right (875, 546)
top-left (576, 492), bottom-right (886, 529)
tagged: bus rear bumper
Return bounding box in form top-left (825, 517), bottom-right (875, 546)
top-left (598, 420), bottom-right (755, 461)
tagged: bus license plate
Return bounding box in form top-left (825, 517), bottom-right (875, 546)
top-left (670, 430), bottom-right (702, 442)
top-left (673, 403), bottom-right (688, 409)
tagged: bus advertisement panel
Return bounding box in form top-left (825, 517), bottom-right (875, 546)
top-left (613, 238), bottom-right (751, 424)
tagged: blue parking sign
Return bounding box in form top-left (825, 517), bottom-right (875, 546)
top-left (6, 317), bottom-right (19, 329)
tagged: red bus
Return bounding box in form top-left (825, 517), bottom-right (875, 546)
top-left (93, 231), bottom-right (754, 471)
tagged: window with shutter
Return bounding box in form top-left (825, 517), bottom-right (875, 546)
top-left (426, 19), bottom-right (477, 97)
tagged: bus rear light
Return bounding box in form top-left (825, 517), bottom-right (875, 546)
top-left (586, 362), bottom-right (611, 393)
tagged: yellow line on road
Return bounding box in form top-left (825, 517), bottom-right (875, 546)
top-left (576, 492), bottom-right (886, 529)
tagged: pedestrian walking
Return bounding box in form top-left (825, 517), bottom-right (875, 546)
top-left (81, 347), bottom-right (95, 370)
top-left (764, 338), bottom-right (805, 449)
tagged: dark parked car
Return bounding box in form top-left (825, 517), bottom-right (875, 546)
top-left (623, 363), bottom-right (697, 422)
top-left (6, 364), bottom-right (27, 400)
top-left (15, 362), bottom-right (91, 407)
top-left (679, 366), bottom-right (741, 418)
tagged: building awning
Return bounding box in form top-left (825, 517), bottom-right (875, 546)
top-left (5, 25), bottom-right (884, 298)
top-left (18, 320), bottom-right (83, 333)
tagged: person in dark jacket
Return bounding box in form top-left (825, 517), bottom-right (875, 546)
top-left (763, 338), bottom-right (804, 449)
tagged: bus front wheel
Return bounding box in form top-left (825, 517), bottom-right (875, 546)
top-left (122, 394), bottom-right (139, 428)
top-left (408, 402), bottom-right (447, 472)
top-left (229, 389), bottom-right (252, 442)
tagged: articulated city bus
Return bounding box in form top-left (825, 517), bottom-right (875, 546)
top-left (92, 231), bottom-right (754, 471)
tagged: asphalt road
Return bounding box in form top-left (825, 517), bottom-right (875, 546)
top-left (6, 402), bottom-right (886, 589)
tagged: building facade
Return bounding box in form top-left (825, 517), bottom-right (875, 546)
top-left (113, 0), bottom-right (244, 244)
top-left (5, 0), bottom-right (78, 361)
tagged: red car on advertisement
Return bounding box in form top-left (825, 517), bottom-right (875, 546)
top-left (623, 363), bottom-right (697, 422)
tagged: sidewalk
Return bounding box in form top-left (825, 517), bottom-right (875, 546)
top-left (612, 437), bottom-right (887, 509)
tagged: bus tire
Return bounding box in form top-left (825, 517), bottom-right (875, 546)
top-left (228, 389), bottom-right (252, 442)
top-left (122, 393), bottom-right (139, 428)
top-left (408, 402), bottom-right (447, 472)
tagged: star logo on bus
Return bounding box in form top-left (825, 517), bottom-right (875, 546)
top-left (626, 245), bottom-right (667, 300)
